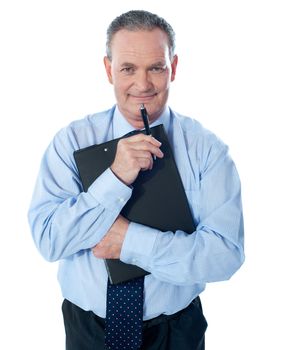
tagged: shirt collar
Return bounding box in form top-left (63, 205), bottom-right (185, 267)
top-left (113, 105), bottom-right (171, 139)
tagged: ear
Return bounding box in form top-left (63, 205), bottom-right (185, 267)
top-left (103, 56), bottom-right (113, 84)
top-left (170, 54), bottom-right (178, 82)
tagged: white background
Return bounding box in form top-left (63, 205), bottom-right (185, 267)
top-left (1, 0), bottom-right (281, 349)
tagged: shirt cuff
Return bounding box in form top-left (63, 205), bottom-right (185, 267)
top-left (87, 167), bottom-right (132, 212)
top-left (120, 222), bottom-right (159, 269)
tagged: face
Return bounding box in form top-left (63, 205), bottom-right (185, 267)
top-left (104, 28), bottom-right (178, 129)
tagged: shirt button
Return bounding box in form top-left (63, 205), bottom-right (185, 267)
top-left (118, 198), bottom-right (125, 203)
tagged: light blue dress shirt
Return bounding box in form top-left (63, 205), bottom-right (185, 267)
top-left (28, 105), bottom-right (244, 320)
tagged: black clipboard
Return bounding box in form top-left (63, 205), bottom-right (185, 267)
top-left (74, 125), bottom-right (195, 284)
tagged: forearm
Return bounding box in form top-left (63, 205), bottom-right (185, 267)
top-left (120, 221), bottom-right (244, 286)
top-left (28, 168), bottom-right (132, 262)
top-left (121, 144), bottom-right (245, 285)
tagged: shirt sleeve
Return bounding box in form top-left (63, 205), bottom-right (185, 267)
top-left (28, 128), bottom-right (132, 262)
top-left (120, 140), bottom-right (245, 286)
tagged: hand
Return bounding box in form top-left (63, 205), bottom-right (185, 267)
top-left (111, 133), bottom-right (163, 185)
top-left (92, 215), bottom-right (129, 259)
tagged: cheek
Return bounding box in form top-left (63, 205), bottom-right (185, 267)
top-left (113, 81), bottom-right (130, 102)
top-left (156, 79), bottom-right (170, 96)
top-left (155, 72), bottom-right (171, 90)
top-left (113, 76), bottom-right (130, 92)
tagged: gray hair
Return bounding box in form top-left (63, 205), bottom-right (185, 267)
top-left (106, 10), bottom-right (176, 61)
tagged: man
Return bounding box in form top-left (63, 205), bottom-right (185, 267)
top-left (28, 10), bottom-right (244, 350)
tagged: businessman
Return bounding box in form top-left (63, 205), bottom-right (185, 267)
top-left (28, 10), bottom-right (245, 350)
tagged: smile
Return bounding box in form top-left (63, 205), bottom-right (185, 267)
top-left (129, 94), bottom-right (157, 101)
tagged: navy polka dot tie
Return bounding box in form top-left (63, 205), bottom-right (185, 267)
top-left (105, 276), bottom-right (144, 349)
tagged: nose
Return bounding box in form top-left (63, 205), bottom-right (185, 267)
top-left (134, 71), bottom-right (153, 92)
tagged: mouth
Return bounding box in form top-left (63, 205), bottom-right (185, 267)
top-left (129, 93), bottom-right (157, 102)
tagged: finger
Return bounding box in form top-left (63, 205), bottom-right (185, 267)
top-left (126, 150), bottom-right (159, 172)
top-left (126, 134), bottom-right (162, 147)
top-left (137, 157), bottom-right (154, 171)
top-left (130, 149), bottom-right (155, 160)
top-left (93, 245), bottom-right (108, 259)
top-left (128, 141), bottom-right (164, 158)
top-left (93, 245), bottom-right (119, 259)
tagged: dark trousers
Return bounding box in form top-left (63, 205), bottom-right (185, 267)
top-left (62, 298), bottom-right (207, 350)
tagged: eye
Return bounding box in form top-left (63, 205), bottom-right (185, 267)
top-left (150, 66), bottom-right (166, 73)
top-left (120, 67), bottom-right (135, 74)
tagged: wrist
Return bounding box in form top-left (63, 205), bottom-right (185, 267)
top-left (110, 165), bottom-right (132, 186)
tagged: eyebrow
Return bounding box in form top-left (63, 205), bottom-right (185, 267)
top-left (148, 62), bottom-right (167, 71)
top-left (120, 61), bottom-right (166, 68)
top-left (149, 61), bottom-right (166, 67)
top-left (120, 62), bottom-right (136, 68)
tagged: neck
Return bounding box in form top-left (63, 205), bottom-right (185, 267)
top-left (118, 105), bottom-right (166, 130)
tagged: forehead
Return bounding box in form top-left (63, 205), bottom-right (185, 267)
top-left (110, 28), bottom-right (170, 62)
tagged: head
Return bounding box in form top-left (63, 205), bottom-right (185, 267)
top-left (104, 10), bottom-right (178, 128)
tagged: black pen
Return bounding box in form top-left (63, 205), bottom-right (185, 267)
top-left (140, 103), bottom-right (156, 160)
top-left (140, 103), bottom-right (151, 135)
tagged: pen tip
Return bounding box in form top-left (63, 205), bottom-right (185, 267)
top-left (140, 103), bottom-right (145, 109)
